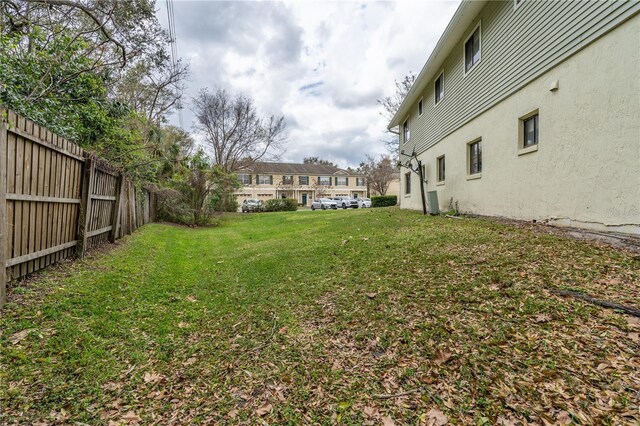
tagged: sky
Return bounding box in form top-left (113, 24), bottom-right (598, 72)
top-left (161, 0), bottom-right (460, 169)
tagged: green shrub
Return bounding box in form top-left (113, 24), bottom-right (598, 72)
top-left (264, 198), bottom-right (298, 212)
top-left (371, 195), bottom-right (398, 207)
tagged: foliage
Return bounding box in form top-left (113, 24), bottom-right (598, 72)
top-left (263, 198), bottom-right (297, 212)
top-left (157, 150), bottom-right (240, 224)
top-left (0, 0), bottom-right (188, 181)
top-left (192, 87), bottom-right (287, 173)
top-left (1, 209), bottom-right (638, 424)
top-left (303, 157), bottom-right (338, 167)
top-left (359, 154), bottom-right (397, 196)
top-left (371, 195), bottom-right (398, 207)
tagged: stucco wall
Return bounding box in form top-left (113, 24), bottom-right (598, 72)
top-left (401, 15), bottom-right (640, 235)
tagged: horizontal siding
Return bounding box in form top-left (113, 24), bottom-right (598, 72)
top-left (402, 0), bottom-right (640, 156)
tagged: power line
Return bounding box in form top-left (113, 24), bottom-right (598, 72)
top-left (165, 0), bottom-right (184, 128)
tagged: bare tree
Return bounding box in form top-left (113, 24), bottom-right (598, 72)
top-left (377, 72), bottom-right (416, 155)
top-left (311, 178), bottom-right (330, 198)
top-left (192, 87), bottom-right (287, 173)
top-left (303, 157), bottom-right (338, 167)
top-left (359, 154), bottom-right (397, 196)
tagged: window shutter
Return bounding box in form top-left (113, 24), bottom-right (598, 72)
top-left (318, 176), bottom-right (321, 185)
top-left (270, 175), bottom-right (273, 185)
top-left (249, 174), bottom-right (252, 184)
top-left (345, 177), bottom-right (349, 186)
top-left (282, 175), bottom-right (286, 184)
top-left (256, 174), bottom-right (259, 184)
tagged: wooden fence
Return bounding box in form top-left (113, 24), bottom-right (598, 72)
top-left (0, 109), bottom-right (155, 305)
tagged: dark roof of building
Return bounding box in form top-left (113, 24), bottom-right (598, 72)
top-left (242, 162), bottom-right (363, 176)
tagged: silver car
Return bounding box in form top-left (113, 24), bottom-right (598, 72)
top-left (311, 198), bottom-right (338, 210)
top-left (357, 197), bottom-right (372, 208)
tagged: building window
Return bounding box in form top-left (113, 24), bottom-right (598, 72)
top-left (282, 175), bottom-right (293, 185)
top-left (258, 175), bottom-right (272, 185)
top-left (435, 72), bottom-right (444, 104)
top-left (418, 99), bottom-right (423, 116)
top-left (335, 177), bottom-right (348, 186)
top-left (468, 140), bottom-right (482, 175)
top-left (523, 114), bottom-right (539, 148)
top-left (318, 176), bottom-right (331, 186)
top-left (403, 118), bottom-right (410, 143)
top-left (437, 156), bottom-right (445, 182)
top-left (356, 177), bottom-right (365, 187)
top-left (299, 175), bottom-right (309, 185)
top-left (464, 23), bottom-right (481, 74)
top-left (404, 172), bottom-right (411, 194)
top-left (238, 174), bottom-right (251, 185)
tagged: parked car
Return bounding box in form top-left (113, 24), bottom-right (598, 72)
top-left (357, 197), bottom-right (372, 208)
top-left (333, 196), bottom-right (359, 209)
top-left (241, 198), bottom-right (263, 212)
top-left (311, 198), bottom-right (338, 210)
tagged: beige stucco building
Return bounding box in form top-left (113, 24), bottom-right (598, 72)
top-left (234, 162), bottom-right (366, 206)
top-left (389, 1), bottom-right (640, 235)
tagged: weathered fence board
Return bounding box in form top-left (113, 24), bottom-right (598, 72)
top-left (0, 108), bottom-right (155, 305)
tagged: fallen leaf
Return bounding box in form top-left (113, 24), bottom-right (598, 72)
top-left (535, 313), bottom-right (552, 323)
top-left (278, 326), bottom-right (289, 335)
top-left (102, 382), bottom-right (122, 392)
top-left (381, 416), bottom-right (395, 426)
top-left (143, 372), bottom-right (164, 384)
top-left (177, 321), bottom-right (189, 328)
top-left (228, 409), bottom-right (238, 418)
top-left (9, 329), bottom-right (35, 345)
top-left (557, 411), bottom-right (572, 424)
top-left (426, 407), bottom-right (448, 425)
top-left (121, 411), bottom-right (142, 423)
top-left (186, 295), bottom-right (197, 302)
top-left (182, 357), bottom-right (197, 366)
top-left (366, 293), bottom-right (378, 299)
top-left (341, 239), bottom-right (349, 245)
top-left (628, 317), bottom-right (640, 328)
top-left (434, 349), bottom-right (452, 365)
top-left (628, 332), bottom-right (639, 343)
top-left (363, 406), bottom-right (378, 418)
top-left (496, 416), bottom-right (517, 426)
top-left (255, 403), bottom-right (272, 416)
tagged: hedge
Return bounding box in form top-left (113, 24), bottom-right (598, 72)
top-left (264, 198), bottom-right (298, 212)
top-left (371, 195), bottom-right (398, 207)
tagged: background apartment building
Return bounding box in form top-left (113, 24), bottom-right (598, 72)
top-left (234, 162), bottom-right (366, 206)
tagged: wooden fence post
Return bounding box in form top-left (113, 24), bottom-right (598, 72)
top-left (109, 173), bottom-right (123, 243)
top-left (76, 156), bottom-right (95, 258)
top-left (0, 120), bottom-right (8, 306)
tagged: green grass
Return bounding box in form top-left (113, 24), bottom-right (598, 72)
top-left (1, 208), bottom-right (639, 425)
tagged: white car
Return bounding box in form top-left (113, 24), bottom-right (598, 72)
top-left (311, 198), bottom-right (338, 210)
top-left (357, 197), bottom-right (372, 208)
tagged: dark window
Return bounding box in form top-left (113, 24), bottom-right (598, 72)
top-left (282, 175), bottom-right (293, 185)
top-left (356, 177), bottom-right (365, 187)
top-left (299, 175), bottom-right (309, 185)
top-left (418, 99), bottom-right (423, 115)
top-left (404, 172), bottom-right (411, 194)
top-left (435, 73), bottom-right (444, 104)
top-left (403, 119), bottom-right (410, 143)
top-left (523, 114), bottom-right (539, 148)
top-left (437, 156), bottom-right (445, 182)
top-left (465, 26), bottom-right (481, 73)
top-left (258, 175), bottom-right (272, 185)
top-left (336, 177), bottom-right (348, 186)
top-left (469, 140), bottom-right (482, 175)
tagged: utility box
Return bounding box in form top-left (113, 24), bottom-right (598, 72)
top-left (427, 191), bottom-right (440, 215)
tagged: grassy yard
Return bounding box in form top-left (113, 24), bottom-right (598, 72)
top-left (1, 208), bottom-right (638, 425)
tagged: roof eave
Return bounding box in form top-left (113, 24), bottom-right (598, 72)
top-left (387, 0), bottom-right (487, 130)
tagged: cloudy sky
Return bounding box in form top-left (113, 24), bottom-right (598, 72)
top-left (161, 1), bottom-right (460, 169)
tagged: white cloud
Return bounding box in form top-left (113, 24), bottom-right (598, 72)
top-left (164, 0), bottom-right (460, 168)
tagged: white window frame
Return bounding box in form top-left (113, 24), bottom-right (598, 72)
top-left (335, 177), bottom-right (348, 186)
top-left (466, 137), bottom-right (483, 179)
top-left (434, 70), bottom-right (445, 106)
top-left (463, 21), bottom-right (482, 77)
top-left (299, 175), bottom-right (309, 185)
top-left (318, 176), bottom-right (331, 186)
top-left (258, 175), bottom-right (271, 185)
top-left (237, 174), bottom-right (251, 185)
top-left (403, 117), bottom-right (410, 144)
top-left (418, 97), bottom-right (424, 117)
top-left (356, 177), bottom-right (365, 187)
top-left (518, 109), bottom-right (540, 155)
top-left (436, 155), bottom-right (445, 184)
top-left (404, 172), bottom-right (411, 195)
